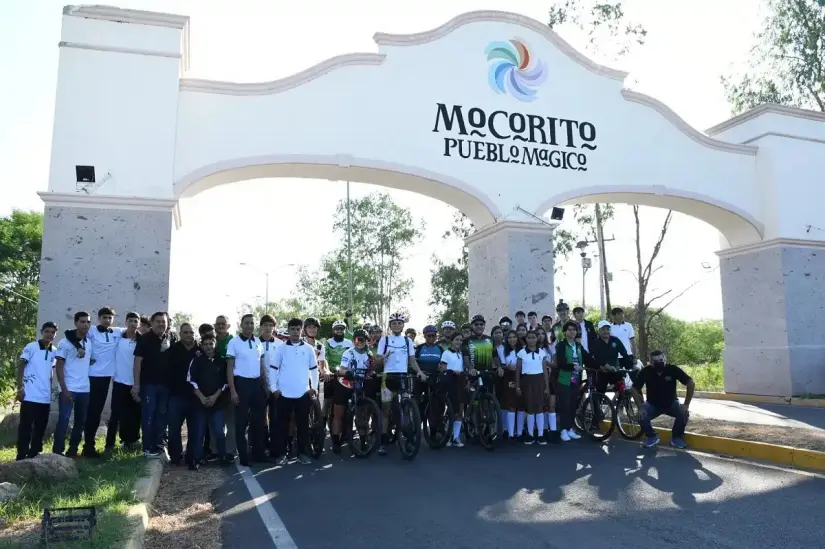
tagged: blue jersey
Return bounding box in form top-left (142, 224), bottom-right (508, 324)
top-left (415, 343), bottom-right (443, 373)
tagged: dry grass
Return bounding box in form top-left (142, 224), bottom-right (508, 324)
top-left (651, 416), bottom-right (825, 452)
top-left (143, 465), bottom-right (226, 549)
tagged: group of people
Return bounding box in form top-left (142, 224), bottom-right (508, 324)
top-left (13, 299), bottom-right (696, 471)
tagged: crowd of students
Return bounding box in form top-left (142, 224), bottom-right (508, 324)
top-left (13, 300), bottom-right (696, 470)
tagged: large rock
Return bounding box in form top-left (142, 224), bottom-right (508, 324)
top-left (0, 482), bottom-right (21, 502)
top-left (0, 411), bottom-right (20, 433)
top-left (0, 454), bottom-right (78, 484)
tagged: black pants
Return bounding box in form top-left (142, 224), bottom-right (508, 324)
top-left (274, 393), bottom-right (310, 458)
top-left (267, 393), bottom-right (279, 455)
top-left (16, 401), bottom-right (50, 460)
top-left (84, 376), bottom-right (111, 452)
top-left (106, 381), bottom-right (141, 448)
top-left (234, 376), bottom-right (267, 462)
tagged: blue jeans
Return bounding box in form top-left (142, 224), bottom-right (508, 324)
top-left (141, 384), bottom-right (169, 453)
top-left (53, 391), bottom-right (90, 454)
top-left (192, 405), bottom-right (226, 463)
top-left (167, 395), bottom-right (194, 463)
top-left (640, 400), bottom-right (688, 439)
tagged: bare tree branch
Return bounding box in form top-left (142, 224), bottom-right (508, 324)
top-left (641, 210), bottom-right (673, 286)
top-left (645, 278), bottom-right (703, 329)
top-left (645, 288), bottom-right (673, 308)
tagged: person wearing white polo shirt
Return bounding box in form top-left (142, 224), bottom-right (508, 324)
top-left (53, 311), bottom-right (93, 457)
top-left (270, 317), bottom-right (319, 466)
top-left (226, 313), bottom-right (268, 467)
top-left (259, 314), bottom-right (283, 455)
top-left (610, 307), bottom-right (637, 363)
top-left (15, 321), bottom-right (58, 461)
top-left (104, 311), bottom-right (141, 454)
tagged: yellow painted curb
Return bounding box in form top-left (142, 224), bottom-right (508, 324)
top-left (675, 390), bottom-right (825, 408)
top-left (650, 427), bottom-right (825, 472)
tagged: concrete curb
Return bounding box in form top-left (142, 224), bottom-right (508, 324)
top-left (675, 390), bottom-right (825, 408)
top-left (121, 459), bottom-right (164, 549)
top-left (645, 426), bottom-right (825, 472)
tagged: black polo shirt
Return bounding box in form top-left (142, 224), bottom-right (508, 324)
top-left (589, 336), bottom-right (632, 369)
top-left (634, 364), bottom-right (691, 409)
top-left (166, 341), bottom-right (201, 397)
top-left (134, 330), bottom-right (177, 386)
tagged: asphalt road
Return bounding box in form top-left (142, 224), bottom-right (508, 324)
top-left (217, 438), bottom-right (825, 549)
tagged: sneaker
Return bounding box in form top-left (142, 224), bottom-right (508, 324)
top-left (204, 452), bottom-right (218, 463)
top-left (378, 445), bottom-right (387, 456)
top-left (143, 450), bottom-right (161, 458)
top-left (643, 435), bottom-right (660, 448)
top-left (275, 455), bottom-right (288, 466)
top-left (446, 438), bottom-right (452, 447)
top-left (560, 430), bottom-right (571, 442)
top-left (297, 454), bottom-right (311, 465)
top-left (524, 435), bottom-right (535, 445)
top-left (670, 438), bottom-right (687, 450)
top-left (537, 435), bottom-right (547, 446)
top-left (452, 439), bottom-right (464, 448)
top-left (220, 455), bottom-right (234, 467)
top-left (567, 429), bottom-right (582, 440)
top-left (188, 463), bottom-right (199, 471)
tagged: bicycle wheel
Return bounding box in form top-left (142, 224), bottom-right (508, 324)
top-left (577, 393), bottom-right (616, 442)
top-left (308, 398), bottom-right (325, 458)
top-left (396, 398), bottom-right (422, 461)
top-left (422, 392), bottom-right (452, 450)
top-left (350, 397), bottom-right (381, 458)
top-left (475, 393), bottom-right (500, 450)
top-left (573, 385), bottom-right (588, 433)
top-left (615, 394), bottom-right (644, 440)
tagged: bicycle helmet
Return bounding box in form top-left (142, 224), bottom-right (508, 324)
top-left (422, 324), bottom-right (437, 335)
top-left (303, 317), bottom-right (320, 328)
top-left (352, 329), bottom-right (368, 340)
top-left (499, 316), bottom-right (512, 325)
top-left (440, 320), bottom-right (456, 329)
top-left (369, 325), bottom-right (383, 333)
top-left (389, 312), bottom-right (406, 322)
top-left (471, 314), bottom-right (486, 324)
top-left (332, 319), bottom-right (347, 329)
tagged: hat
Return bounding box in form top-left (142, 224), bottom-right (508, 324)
top-left (597, 320), bottom-right (611, 330)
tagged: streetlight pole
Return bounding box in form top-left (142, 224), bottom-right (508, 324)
top-left (346, 180), bottom-right (353, 323)
top-left (240, 262), bottom-right (295, 315)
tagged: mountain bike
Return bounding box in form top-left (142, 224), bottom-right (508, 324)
top-left (340, 368), bottom-right (382, 457)
top-left (574, 368), bottom-right (616, 442)
top-left (462, 370), bottom-right (500, 450)
top-left (384, 373), bottom-right (422, 461)
top-left (421, 371), bottom-right (453, 450)
top-left (611, 368), bottom-right (643, 440)
top-left (308, 394), bottom-right (326, 458)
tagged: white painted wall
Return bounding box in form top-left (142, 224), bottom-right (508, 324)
top-left (48, 6), bottom-right (825, 249)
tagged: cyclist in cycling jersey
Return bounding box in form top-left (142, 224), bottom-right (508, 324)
top-left (375, 312), bottom-right (428, 456)
top-left (331, 329), bottom-right (374, 454)
top-left (323, 320), bottom-right (353, 434)
top-left (462, 315), bottom-right (497, 377)
top-left (439, 332), bottom-right (466, 447)
top-left (460, 323), bottom-right (472, 339)
top-left (414, 325), bottom-right (443, 412)
top-left (437, 321), bottom-right (456, 350)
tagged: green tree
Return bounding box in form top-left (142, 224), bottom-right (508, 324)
top-left (169, 311), bottom-right (193, 330)
top-left (0, 211), bottom-right (43, 403)
top-left (236, 297), bottom-right (311, 329)
top-left (723, 0), bottom-right (824, 113)
top-left (298, 192), bottom-right (423, 328)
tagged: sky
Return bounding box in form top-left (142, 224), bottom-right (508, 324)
top-left (0, 0), bottom-right (764, 328)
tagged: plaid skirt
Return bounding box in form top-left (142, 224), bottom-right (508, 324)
top-left (520, 373), bottom-right (545, 414)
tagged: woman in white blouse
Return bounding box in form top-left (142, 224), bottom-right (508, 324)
top-left (515, 331), bottom-right (552, 445)
top-left (439, 332), bottom-right (466, 447)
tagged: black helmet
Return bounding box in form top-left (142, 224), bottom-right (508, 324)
top-left (369, 325), bottom-right (383, 333)
top-left (471, 314), bottom-right (485, 324)
top-left (353, 329), bottom-right (368, 340)
top-left (499, 316), bottom-right (512, 325)
top-left (303, 317), bottom-right (320, 328)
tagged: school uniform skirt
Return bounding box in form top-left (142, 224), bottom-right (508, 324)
top-left (520, 373), bottom-right (545, 414)
top-left (499, 370), bottom-right (518, 410)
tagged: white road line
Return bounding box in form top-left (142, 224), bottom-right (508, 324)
top-left (237, 463), bottom-right (298, 549)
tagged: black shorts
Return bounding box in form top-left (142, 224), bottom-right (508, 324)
top-left (332, 381), bottom-right (353, 406)
top-left (383, 372), bottom-right (412, 400)
top-left (323, 379), bottom-right (337, 401)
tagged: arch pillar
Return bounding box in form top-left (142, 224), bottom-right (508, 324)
top-left (466, 221), bottom-right (555, 326)
top-left (719, 239), bottom-right (825, 396)
top-left (37, 192), bottom-right (177, 331)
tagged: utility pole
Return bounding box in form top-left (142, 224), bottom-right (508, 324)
top-left (346, 180), bottom-right (353, 325)
top-left (594, 204), bottom-right (612, 318)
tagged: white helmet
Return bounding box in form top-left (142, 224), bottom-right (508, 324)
top-left (441, 321), bottom-right (456, 329)
top-left (389, 312), bottom-right (406, 322)
top-left (332, 320), bottom-right (347, 329)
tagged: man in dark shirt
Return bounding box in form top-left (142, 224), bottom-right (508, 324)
top-left (133, 312), bottom-right (178, 457)
top-left (590, 321), bottom-right (633, 394)
top-left (166, 323), bottom-right (200, 466)
top-left (188, 333), bottom-right (232, 470)
top-left (632, 350), bottom-right (695, 450)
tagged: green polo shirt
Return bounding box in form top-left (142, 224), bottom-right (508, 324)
top-left (216, 334), bottom-right (233, 359)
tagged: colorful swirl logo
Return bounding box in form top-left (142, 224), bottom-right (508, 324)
top-left (485, 39), bottom-right (547, 102)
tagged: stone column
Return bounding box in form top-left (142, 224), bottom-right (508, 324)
top-left (466, 221), bottom-right (555, 326)
top-left (719, 239), bottom-right (825, 396)
top-left (38, 193), bottom-right (177, 331)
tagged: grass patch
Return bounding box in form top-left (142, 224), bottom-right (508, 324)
top-left (681, 362), bottom-right (724, 392)
top-left (0, 437), bottom-right (145, 549)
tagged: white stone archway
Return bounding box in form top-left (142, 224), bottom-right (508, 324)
top-left (40, 5), bottom-right (825, 396)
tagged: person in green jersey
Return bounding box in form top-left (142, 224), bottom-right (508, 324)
top-left (211, 315), bottom-right (236, 458)
top-left (461, 314), bottom-right (496, 375)
top-left (323, 320), bottom-right (353, 435)
top-left (214, 315), bottom-right (233, 358)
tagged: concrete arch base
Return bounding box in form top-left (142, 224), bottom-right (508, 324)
top-left (37, 193), bottom-right (176, 332)
top-left (720, 239), bottom-right (825, 396)
top-left (466, 221), bottom-right (555, 326)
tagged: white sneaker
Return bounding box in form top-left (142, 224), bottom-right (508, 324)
top-left (568, 429), bottom-right (582, 440)
top-left (452, 439), bottom-right (464, 448)
top-left (560, 430), bottom-right (571, 442)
